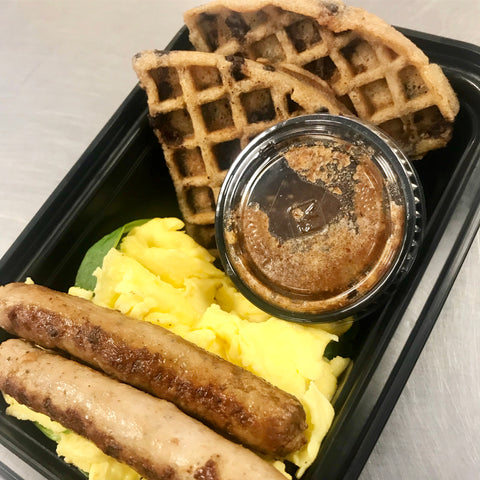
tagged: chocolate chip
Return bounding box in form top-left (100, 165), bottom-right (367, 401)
top-left (340, 39), bottom-right (361, 64)
top-left (149, 67), bottom-right (182, 101)
top-left (149, 111), bottom-right (192, 146)
top-left (199, 13), bottom-right (219, 50)
top-left (304, 56), bottom-right (338, 81)
top-left (225, 12), bottom-right (250, 40)
top-left (325, 2), bottom-right (340, 14)
top-left (225, 55), bottom-right (246, 81)
top-left (285, 18), bottom-right (323, 53)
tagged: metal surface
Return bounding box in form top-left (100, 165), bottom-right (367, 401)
top-left (0, 1), bottom-right (479, 479)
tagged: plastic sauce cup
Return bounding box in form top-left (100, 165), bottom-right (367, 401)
top-left (215, 114), bottom-right (425, 323)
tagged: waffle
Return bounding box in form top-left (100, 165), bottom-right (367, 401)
top-left (184, 0), bottom-right (459, 159)
top-left (132, 49), bottom-right (350, 249)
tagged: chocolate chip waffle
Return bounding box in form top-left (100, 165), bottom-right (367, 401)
top-left (184, 0), bottom-right (459, 158)
top-left (132, 50), bottom-right (350, 249)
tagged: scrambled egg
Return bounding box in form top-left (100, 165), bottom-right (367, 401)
top-left (7, 218), bottom-right (351, 479)
top-left (90, 218), bottom-right (350, 476)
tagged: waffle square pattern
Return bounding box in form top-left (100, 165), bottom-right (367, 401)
top-left (184, 0), bottom-right (459, 159)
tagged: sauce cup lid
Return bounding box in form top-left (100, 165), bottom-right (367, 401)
top-left (216, 114), bottom-right (425, 323)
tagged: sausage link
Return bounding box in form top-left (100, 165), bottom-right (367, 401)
top-left (0, 339), bottom-right (286, 480)
top-left (0, 283), bottom-right (307, 457)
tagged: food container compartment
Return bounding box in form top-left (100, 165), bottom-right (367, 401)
top-left (0, 26), bottom-right (479, 480)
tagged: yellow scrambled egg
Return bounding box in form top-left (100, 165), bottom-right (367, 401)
top-left (7, 218), bottom-right (351, 479)
top-left (90, 218), bottom-right (350, 477)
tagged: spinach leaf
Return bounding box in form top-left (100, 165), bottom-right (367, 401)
top-left (74, 219), bottom-right (149, 291)
top-left (34, 422), bottom-right (66, 443)
top-left (324, 320), bottom-right (361, 360)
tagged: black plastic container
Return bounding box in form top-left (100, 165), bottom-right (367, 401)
top-left (0, 27), bottom-right (479, 480)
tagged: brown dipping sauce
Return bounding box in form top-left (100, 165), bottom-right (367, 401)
top-left (226, 139), bottom-right (405, 314)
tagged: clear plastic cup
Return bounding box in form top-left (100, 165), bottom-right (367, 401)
top-left (216, 114), bottom-right (425, 323)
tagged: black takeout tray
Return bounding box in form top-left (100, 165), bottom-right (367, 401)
top-left (0, 27), bottom-right (479, 480)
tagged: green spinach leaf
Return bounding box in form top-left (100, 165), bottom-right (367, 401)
top-left (74, 219), bottom-right (149, 291)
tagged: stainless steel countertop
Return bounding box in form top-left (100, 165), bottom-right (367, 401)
top-left (0, 1), bottom-right (479, 478)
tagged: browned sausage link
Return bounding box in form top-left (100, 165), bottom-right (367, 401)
top-left (0, 283), bottom-right (307, 457)
top-left (0, 339), bottom-right (287, 480)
